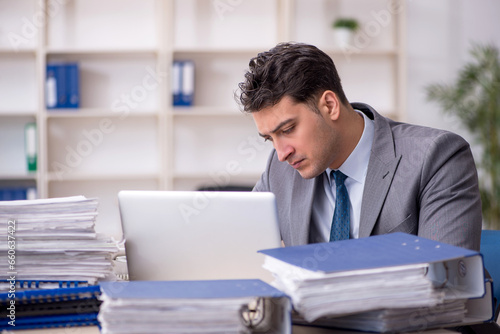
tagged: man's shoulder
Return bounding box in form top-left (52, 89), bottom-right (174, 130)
top-left (354, 102), bottom-right (467, 145)
top-left (383, 117), bottom-right (469, 148)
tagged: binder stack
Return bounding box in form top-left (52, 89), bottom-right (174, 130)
top-left (0, 280), bottom-right (101, 330)
top-left (259, 232), bottom-right (494, 332)
top-left (0, 196), bottom-right (119, 330)
top-left (0, 196), bottom-right (119, 284)
top-left (98, 279), bottom-right (291, 334)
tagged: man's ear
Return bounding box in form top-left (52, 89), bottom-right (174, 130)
top-left (319, 90), bottom-right (341, 121)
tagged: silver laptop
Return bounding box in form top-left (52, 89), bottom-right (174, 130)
top-left (117, 190), bottom-right (282, 282)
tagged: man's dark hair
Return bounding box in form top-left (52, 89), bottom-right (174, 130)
top-left (238, 42), bottom-right (348, 113)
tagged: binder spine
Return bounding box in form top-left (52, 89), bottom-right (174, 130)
top-left (46, 63), bottom-right (80, 109)
top-left (24, 122), bottom-right (37, 172)
top-left (172, 60), bottom-right (195, 106)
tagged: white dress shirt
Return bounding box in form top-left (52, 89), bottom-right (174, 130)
top-left (309, 111), bottom-right (374, 243)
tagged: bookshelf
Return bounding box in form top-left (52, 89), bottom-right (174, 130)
top-left (0, 0), bottom-right (406, 240)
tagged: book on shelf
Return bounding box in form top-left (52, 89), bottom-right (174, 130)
top-left (172, 60), bottom-right (195, 107)
top-left (0, 186), bottom-right (36, 201)
top-left (98, 279), bottom-right (291, 334)
top-left (258, 232), bottom-right (494, 332)
top-left (46, 62), bottom-right (80, 109)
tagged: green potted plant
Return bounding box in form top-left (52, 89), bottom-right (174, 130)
top-left (426, 44), bottom-right (500, 229)
top-left (332, 17), bottom-right (359, 48)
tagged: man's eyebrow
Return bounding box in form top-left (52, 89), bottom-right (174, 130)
top-left (258, 118), bottom-right (294, 138)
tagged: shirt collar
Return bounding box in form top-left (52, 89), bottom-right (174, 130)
top-left (326, 110), bottom-right (374, 184)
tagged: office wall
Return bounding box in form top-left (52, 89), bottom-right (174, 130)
top-left (406, 0), bottom-right (500, 154)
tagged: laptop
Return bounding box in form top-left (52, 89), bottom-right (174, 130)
top-left (117, 190), bottom-right (282, 282)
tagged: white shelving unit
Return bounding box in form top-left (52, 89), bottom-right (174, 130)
top-left (0, 0), bottom-right (406, 240)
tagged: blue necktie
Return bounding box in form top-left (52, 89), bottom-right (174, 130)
top-left (329, 170), bottom-right (350, 241)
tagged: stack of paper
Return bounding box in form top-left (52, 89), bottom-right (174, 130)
top-left (98, 280), bottom-right (291, 334)
top-left (308, 299), bottom-right (467, 333)
top-left (259, 233), bottom-right (490, 332)
top-left (0, 196), bottom-right (119, 284)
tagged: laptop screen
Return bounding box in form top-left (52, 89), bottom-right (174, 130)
top-left (118, 190), bottom-right (282, 282)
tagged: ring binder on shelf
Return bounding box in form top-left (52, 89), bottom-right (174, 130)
top-left (172, 60), bottom-right (195, 107)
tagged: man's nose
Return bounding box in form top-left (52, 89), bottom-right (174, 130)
top-left (275, 140), bottom-right (293, 162)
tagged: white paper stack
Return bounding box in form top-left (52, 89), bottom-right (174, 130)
top-left (265, 257), bottom-right (443, 322)
top-left (308, 299), bottom-right (467, 333)
top-left (0, 196), bottom-right (119, 284)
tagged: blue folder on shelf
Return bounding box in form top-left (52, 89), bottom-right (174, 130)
top-left (46, 63), bottom-right (80, 109)
top-left (172, 60), bottom-right (195, 106)
top-left (0, 187), bottom-right (35, 201)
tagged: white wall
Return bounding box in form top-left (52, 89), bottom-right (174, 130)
top-left (406, 0), bottom-right (500, 157)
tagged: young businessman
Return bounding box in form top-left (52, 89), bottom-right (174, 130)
top-left (238, 42), bottom-right (482, 251)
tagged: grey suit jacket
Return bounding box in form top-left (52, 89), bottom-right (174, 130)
top-left (254, 103), bottom-right (482, 251)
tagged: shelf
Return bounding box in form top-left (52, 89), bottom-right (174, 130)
top-left (172, 174), bottom-right (260, 192)
top-left (322, 48), bottom-right (399, 56)
top-left (291, 0), bottom-right (400, 51)
top-left (174, 46), bottom-right (399, 57)
top-left (0, 116), bottom-right (38, 177)
top-left (46, 0), bottom-right (158, 51)
top-left (173, 171), bottom-right (263, 179)
top-left (47, 116), bottom-right (161, 179)
top-left (0, 111), bottom-right (37, 117)
top-left (44, 55), bottom-right (161, 110)
top-left (173, 0), bottom-right (279, 50)
top-left (0, 49), bottom-right (36, 56)
top-left (0, 0), bottom-right (38, 51)
top-left (46, 109), bottom-right (160, 118)
top-left (47, 172), bottom-right (161, 182)
top-left (0, 54), bottom-right (37, 112)
top-left (173, 47), bottom-right (274, 55)
top-left (0, 173), bottom-right (37, 181)
top-left (0, 0), bottom-right (406, 240)
top-left (172, 106), bottom-right (244, 117)
top-left (46, 48), bottom-right (160, 56)
top-left (172, 52), bottom-right (254, 108)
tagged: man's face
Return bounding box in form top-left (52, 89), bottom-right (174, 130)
top-left (253, 95), bottom-right (342, 179)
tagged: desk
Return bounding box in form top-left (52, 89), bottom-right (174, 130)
top-left (2, 325), bottom-right (458, 334)
top-left (292, 326), bottom-right (457, 334)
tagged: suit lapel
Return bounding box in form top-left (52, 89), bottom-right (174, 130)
top-left (359, 154), bottom-right (401, 237)
top-left (351, 103), bottom-right (402, 238)
top-left (289, 173), bottom-right (318, 246)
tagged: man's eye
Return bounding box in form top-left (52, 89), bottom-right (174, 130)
top-left (282, 126), bottom-right (294, 134)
